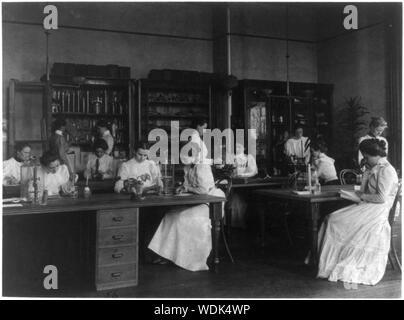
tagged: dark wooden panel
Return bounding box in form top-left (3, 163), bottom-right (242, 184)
top-left (97, 209), bottom-right (137, 228)
top-left (97, 245), bottom-right (137, 267)
top-left (254, 185), bottom-right (355, 203)
top-left (97, 227), bottom-right (137, 247)
top-left (96, 263), bottom-right (137, 286)
top-left (14, 86), bottom-right (44, 141)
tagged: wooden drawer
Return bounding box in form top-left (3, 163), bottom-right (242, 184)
top-left (97, 209), bottom-right (137, 229)
top-left (98, 245), bottom-right (137, 267)
top-left (97, 227), bottom-right (136, 247)
top-left (96, 263), bottom-right (137, 286)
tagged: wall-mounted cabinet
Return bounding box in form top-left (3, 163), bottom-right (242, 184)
top-left (7, 78), bottom-right (135, 170)
top-left (234, 80), bottom-right (333, 174)
top-left (45, 78), bottom-right (134, 158)
top-left (7, 80), bottom-right (48, 159)
top-left (135, 79), bottom-right (212, 142)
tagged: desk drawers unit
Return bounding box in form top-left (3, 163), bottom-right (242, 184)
top-left (95, 208), bottom-right (139, 291)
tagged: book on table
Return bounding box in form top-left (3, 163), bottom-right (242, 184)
top-left (339, 189), bottom-right (361, 203)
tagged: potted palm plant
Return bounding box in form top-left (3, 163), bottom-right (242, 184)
top-left (335, 97), bottom-right (369, 169)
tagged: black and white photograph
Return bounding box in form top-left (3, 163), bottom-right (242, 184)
top-left (0, 0), bottom-right (402, 301)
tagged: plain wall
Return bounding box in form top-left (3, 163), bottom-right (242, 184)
top-left (2, 2), bottom-right (214, 82)
top-left (229, 3), bottom-right (318, 82)
top-left (317, 4), bottom-right (388, 164)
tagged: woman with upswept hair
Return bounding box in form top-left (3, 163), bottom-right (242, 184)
top-left (317, 139), bottom-right (398, 287)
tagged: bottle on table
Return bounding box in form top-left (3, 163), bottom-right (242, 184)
top-left (84, 186), bottom-right (92, 199)
top-left (311, 169), bottom-right (321, 194)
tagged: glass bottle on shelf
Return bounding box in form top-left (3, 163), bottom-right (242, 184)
top-left (111, 119), bottom-right (118, 139)
top-left (112, 91), bottom-right (118, 114)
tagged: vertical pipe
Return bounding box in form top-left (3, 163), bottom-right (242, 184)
top-left (286, 4), bottom-right (290, 96)
top-left (45, 30), bottom-right (50, 82)
top-left (226, 6), bottom-right (232, 131)
top-left (226, 6), bottom-right (231, 76)
top-left (285, 4), bottom-right (292, 133)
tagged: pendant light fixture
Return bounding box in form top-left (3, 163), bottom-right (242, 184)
top-left (285, 4), bottom-right (293, 133)
top-left (45, 30), bottom-right (51, 82)
top-left (286, 4), bottom-right (290, 96)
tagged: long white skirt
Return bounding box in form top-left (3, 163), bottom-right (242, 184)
top-left (317, 200), bottom-right (393, 285)
top-left (148, 188), bottom-right (224, 272)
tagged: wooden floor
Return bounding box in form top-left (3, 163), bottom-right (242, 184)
top-left (4, 228), bottom-right (401, 299)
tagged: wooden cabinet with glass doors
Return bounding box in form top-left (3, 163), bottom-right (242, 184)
top-left (234, 80), bottom-right (333, 176)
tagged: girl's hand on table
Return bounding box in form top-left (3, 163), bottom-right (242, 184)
top-left (175, 186), bottom-right (185, 194)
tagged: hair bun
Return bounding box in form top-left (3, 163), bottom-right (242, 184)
top-left (376, 139), bottom-right (387, 150)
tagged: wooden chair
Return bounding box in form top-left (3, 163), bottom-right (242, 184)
top-left (339, 169), bottom-right (360, 185)
top-left (388, 181), bottom-right (402, 272)
top-left (214, 175), bottom-right (235, 264)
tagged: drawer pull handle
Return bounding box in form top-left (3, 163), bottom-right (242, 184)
top-left (111, 272), bottom-right (122, 279)
top-left (112, 253), bottom-right (124, 259)
top-left (112, 235), bottom-right (124, 241)
top-left (112, 216), bottom-right (124, 222)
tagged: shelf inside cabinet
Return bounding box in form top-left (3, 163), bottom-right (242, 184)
top-left (147, 101), bottom-right (208, 106)
top-left (147, 114), bottom-right (208, 120)
top-left (51, 112), bottom-right (126, 118)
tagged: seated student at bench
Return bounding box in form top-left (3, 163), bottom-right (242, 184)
top-left (310, 140), bottom-right (339, 185)
top-left (114, 141), bottom-right (162, 194)
top-left (37, 151), bottom-right (71, 196)
top-left (148, 142), bottom-right (225, 271)
top-left (84, 139), bottom-right (114, 181)
top-left (3, 142), bottom-right (32, 185)
top-left (227, 142), bottom-right (258, 228)
top-left (317, 139), bottom-right (398, 288)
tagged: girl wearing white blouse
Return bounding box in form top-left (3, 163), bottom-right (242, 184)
top-left (114, 142), bottom-right (162, 193)
top-left (84, 139), bottom-right (115, 180)
top-left (284, 125), bottom-right (311, 165)
top-left (148, 142), bottom-right (225, 271)
top-left (310, 140), bottom-right (339, 185)
top-left (37, 151), bottom-right (71, 196)
top-left (317, 139), bottom-right (398, 287)
top-left (3, 142), bottom-right (32, 185)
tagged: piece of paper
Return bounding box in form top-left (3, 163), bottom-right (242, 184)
top-left (2, 197), bottom-right (22, 203)
top-left (3, 203), bottom-right (23, 207)
top-left (292, 190), bottom-right (311, 196)
top-left (174, 192), bottom-right (193, 196)
top-left (339, 190), bottom-right (361, 203)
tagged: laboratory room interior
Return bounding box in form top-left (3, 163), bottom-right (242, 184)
top-left (1, 1), bottom-right (402, 299)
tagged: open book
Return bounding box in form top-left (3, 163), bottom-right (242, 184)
top-left (339, 189), bottom-right (361, 203)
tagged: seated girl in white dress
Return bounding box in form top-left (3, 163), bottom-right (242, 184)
top-left (114, 141), bottom-right (162, 194)
top-left (228, 142), bottom-right (258, 228)
top-left (148, 142), bottom-right (225, 271)
top-left (317, 139), bottom-right (398, 287)
top-left (84, 139), bottom-right (115, 181)
top-left (37, 151), bottom-right (71, 196)
top-left (310, 140), bottom-right (339, 185)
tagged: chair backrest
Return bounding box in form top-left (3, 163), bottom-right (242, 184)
top-left (212, 165), bottom-right (234, 199)
top-left (215, 176), bottom-right (232, 199)
top-left (339, 169), bottom-right (360, 185)
top-left (388, 181), bottom-right (402, 226)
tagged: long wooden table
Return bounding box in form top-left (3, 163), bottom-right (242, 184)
top-left (253, 185), bottom-right (355, 266)
top-left (231, 176), bottom-right (288, 189)
top-left (3, 193), bottom-right (225, 291)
